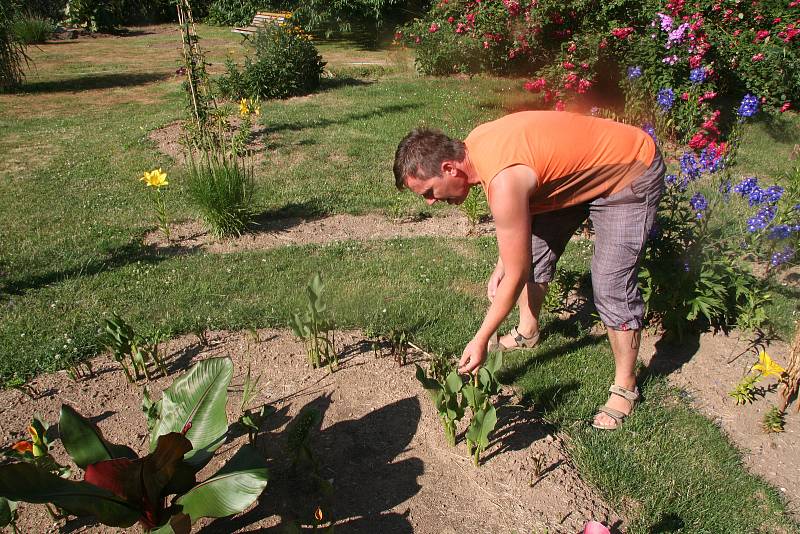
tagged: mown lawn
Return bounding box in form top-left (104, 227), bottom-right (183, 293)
top-left (1, 24), bottom-right (798, 533)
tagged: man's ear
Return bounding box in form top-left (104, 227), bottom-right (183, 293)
top-left (441, 160), bottom-right (457, 176)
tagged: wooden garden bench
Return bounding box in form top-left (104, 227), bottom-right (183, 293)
top-left (232, 11), bottom-right (291, 36)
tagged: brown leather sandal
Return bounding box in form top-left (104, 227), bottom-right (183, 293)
top-left (591, 385), bottom-right (640, 430)
top-left (487, 327), bottom-right (540, 352)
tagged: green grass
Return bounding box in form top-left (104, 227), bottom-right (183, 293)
top-left (1, 24), bottom-right (798, 533)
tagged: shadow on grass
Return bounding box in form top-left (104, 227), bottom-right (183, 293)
top-left (0, 238), bottom-right (170, 298)
top-left (20, 71), bottom-right (170, 93)
top-left (200, 394), bottom-right (421, 533)
top-left (263, 102), bottom-right (421, 138)
top-left (757, 113), bottom-right (799, 143)
top-left (319, 76), bottom-right (374, 92)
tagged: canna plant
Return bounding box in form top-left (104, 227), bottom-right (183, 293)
top-left (0, 358), bottom-right (269, 533)
top-left (98, 313), bottom-right (169, 383)
top-left (461, 353), bottom-right (502, 466)
top-left (414, 364), bottom-right (465, 447)
top-left (290, 273), bottom-right (337, 370)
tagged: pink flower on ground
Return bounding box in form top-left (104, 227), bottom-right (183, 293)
top-left (689, 54), bottom-right (702, 68)
top-left (580, 62), bottom-right (589, 70)
top-left (751, 53), bottom-right (765, 62)
top-left (754, 29), bottom-right (770, 42)
top-left (733, 29), bottom-right (741, 37)
top-left (577, 79), bottom-right (592, 93)
top-left (780, 102), bottom-right (791, 112)
top-left (429, 23), bottom-right (439, 33)
top-left (598, 38), bottom-right (608, 49)
top-left (414, 36), bottom-right (421, 44)
top-left (455, 23), bottom-right (466, 34)
top-left (584, 521), bottom-right (611, 534)
top-left (447, 16), bottom-right (454, 23)
top-left (562, 61), bottom-right (575, 70)
top-left (568, 42), bottom-right (577, 52)
top-left (555, 100), bottom-right (566, 111)
top-left (681, 92), bottom-right (689, 100)
top-left (698, 90), bottom-right (717, 102)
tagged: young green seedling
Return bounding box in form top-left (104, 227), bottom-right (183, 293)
top-left (291, 273), bottom-right (337, 370)
top-left (415, 364), bottom-right (465, 447)
top-left (461, 352), bottom-right (503, 466)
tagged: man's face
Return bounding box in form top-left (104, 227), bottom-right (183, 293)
top-left (405, 169), bottom-right (470, 206)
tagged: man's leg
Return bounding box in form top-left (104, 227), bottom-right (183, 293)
top-left (498, 281), bottom-right (547, 346)
top-left (498, 205), bottom-right (587, 348)
top-left (590, 151), bottom-right (665, 428)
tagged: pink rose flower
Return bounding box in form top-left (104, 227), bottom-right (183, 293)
top-left (751, 53), bottom-right (765, 62)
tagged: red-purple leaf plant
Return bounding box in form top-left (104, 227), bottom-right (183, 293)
top-left (0, 357), bottom-right (269, 533)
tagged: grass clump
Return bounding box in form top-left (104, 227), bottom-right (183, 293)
top-left (0, 1), bottom-right (28, 91)
top-left (187, 152), bottom-right (256, 237)
top-left (12, 13), bottom-right (52, 44)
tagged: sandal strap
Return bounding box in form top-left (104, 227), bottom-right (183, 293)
top-left (597, 405), bottom-right (627, 423)
top-left (609, 384), bottom-right (639, 402)
top-left (510, 327), bottom-right (539, 347)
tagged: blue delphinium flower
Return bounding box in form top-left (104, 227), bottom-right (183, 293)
top-left (689, 67), bottom-right (706, 84)
top-left (768, 225), bottom-right (792, 240)
top-left (665, 173), bottom-right (677, 186)
top-left (764, 186), bottom-right (784, 203)
top-left (748, 186), bottom-right (765, 206)
top-left (698, 147), bottom-right (724, 174)
top-left (771, 246), bottom-right (795, 267)
top-left (747, 205), bottom-right (777, 232)
top-left (737, 94), bottom-right (760, 118)
top-left (733, 176), bottom-right (758, 196)
top-left (657, 88), bottom-right (675, 111)
top-left (690, 192), bottom-right (708, 218)
top-left (642, 122), bottom-right (657, 142)
top-left (680, 152), bottom-right (702, 181)
top-left (719, 179), bottom-right (732, 201)
top-left (627, 66), bottom-right (643, 79)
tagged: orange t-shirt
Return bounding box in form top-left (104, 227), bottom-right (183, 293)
top-left (464, 111), bottom-right (656, 214)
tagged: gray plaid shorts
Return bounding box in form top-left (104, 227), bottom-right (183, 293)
top-left (530, 149), bottom-right (666, 330)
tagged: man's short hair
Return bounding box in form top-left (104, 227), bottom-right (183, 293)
top-left (393, 128), bottom-right (466, 190)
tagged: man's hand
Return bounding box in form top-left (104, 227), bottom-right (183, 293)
top-left (458, 337), bottom-right (488, 374)
top-left (487, 265), bottom-right (504, 302)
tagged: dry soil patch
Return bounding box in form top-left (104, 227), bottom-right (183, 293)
top-left (144, 213), bottom-right (494, 254)
top-left (639, 331), bottom-right (800, 516)
top-left (1, 329), bottom-right (619, 533)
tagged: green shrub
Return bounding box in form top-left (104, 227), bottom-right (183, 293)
top-left (206, 0), bottom-right (270, 27)
top-left (217, 22), bottom-right (325, 100)
top-left (12, 14), bottom-right (53, 44)
top-left (187, 152), bottom-right (256, 237)
top-left (0, 1), bottom-right (27, 92)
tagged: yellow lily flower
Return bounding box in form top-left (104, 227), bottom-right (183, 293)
top-left (239, 98), bottom-right (249, 116)
top-left (142, 168), bottom-right (168, 188)
top-left (253, 104), bottom-right (261, 116)
top-left (751, 351), bottom-right (785, 379)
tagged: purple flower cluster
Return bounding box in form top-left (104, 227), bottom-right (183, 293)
top-left (665, 173), bottom-right (677, 185)
top-left (733, 177), bottom-right (784, 207)
top-left (627, 66), bottom-right (643, 79)
top-left (690, 193), bottom-right (708, 218)
top-left (657, 88), bottom-right (675, 111)
top-left (666, 23), bottom-right (690, 48)
top-left (657, 13), bottom-right (673, 32)
top-left (689, 67), bottom-right (706, 84)
top-left (747, 205), bottom-right (777, 232)
top-left (677, 149), bottom-right (724, 187)
top-left (737, 94), bottom-right (760, 118)
top-left (641, 122), bottom-right (656, 142)
top-left (771, 246), bottom-right (795, 267)
top-left (767, 224), bottom-right (800, 240)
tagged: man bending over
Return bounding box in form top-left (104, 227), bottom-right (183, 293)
top-left (393, 111), bottom-right (665, 430)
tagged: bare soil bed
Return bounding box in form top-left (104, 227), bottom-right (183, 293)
top-left (639, 331), bottom-right (800, 516)
top-left (143, 213), bottom-right (494, 254)
top-left (1, 329), bottom-right (619, 533)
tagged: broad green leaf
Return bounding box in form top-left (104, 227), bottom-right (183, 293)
top-left (151, 358), bottom-right (233, 467)
top-left (461, 383), bottom-right (486, 409)
top-left (414, 364), bottom-right (442, 392)
top-left (443, 370), bottom-right (463, 395)
top-left (150, 513), bottom-right (191, 534)
top-left (175, 445), bottom-right (268, 523)
top-left (465, 404), bottom-right (497, 451)
top-left (0, 497), bottom-right (16, 527)
top-left (0, 463), bottom-right (140, 527)
top-left (59, 404), bottom-right (138, 469)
